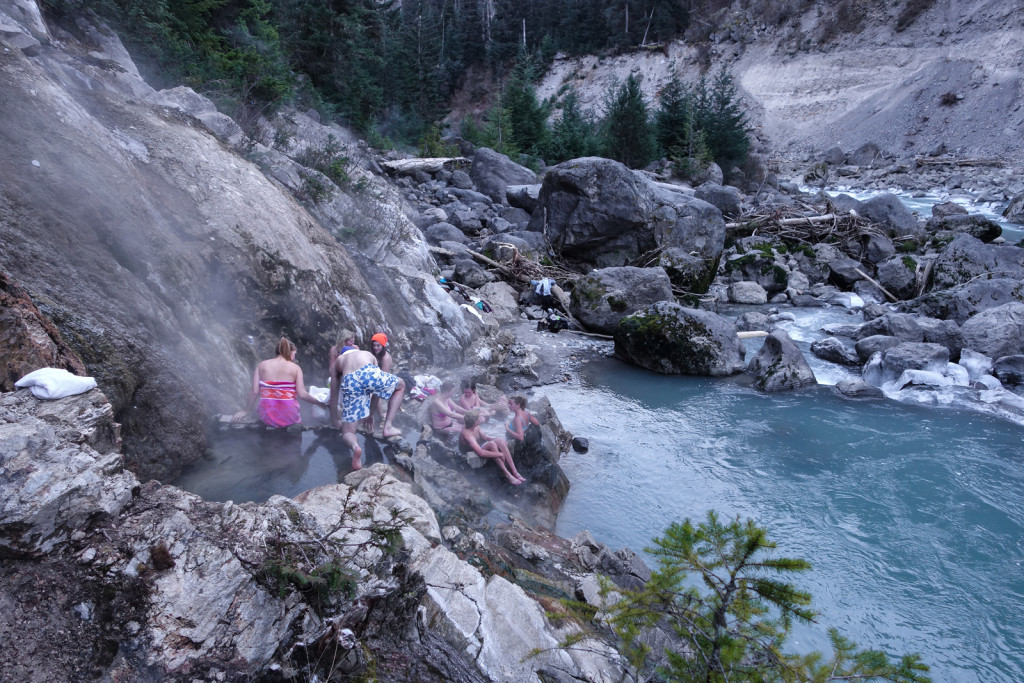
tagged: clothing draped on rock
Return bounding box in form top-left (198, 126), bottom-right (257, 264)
top-left (257, 380), bottom-right (301, 427)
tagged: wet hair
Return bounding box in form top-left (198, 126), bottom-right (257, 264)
top-left (276, 337), bottom-right (295, 360)
top-left (336, 328), bottom-right (356, 348)
top-left (510, 396), bottom-right (527, 410)
top-left (440, 381), bottom-right (455, 394)
top-left (463, 409), bottom-right (480, 428)
top-left (461, 380), bottom-right (477, 392)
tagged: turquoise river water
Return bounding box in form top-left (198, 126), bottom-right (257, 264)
top-left (176, 190), bottom-right (1024, 680)
top-left (543, 346), bottom-right (1024, 682)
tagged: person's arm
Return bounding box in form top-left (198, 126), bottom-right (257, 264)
top-left (436, 398), bottom-right (465, 422)
top-left (329, 361), bottom-right (342, 427)
top-left (506, 415), bottom-right (525, 442)
top-left (232, 365), bottom-right (261, 422)
top-left (294, 366), bottom-right (326, 407)
top-left (448, 398), bottom-right (468, 415)
top-left (380, 352), bottom-right (393, 374)
top-left (461, 428), bottom-right (491, 458)
top-left (328, 346), bottom-right (338, 372)
top-left (527, 409), bottom-right (540, 427)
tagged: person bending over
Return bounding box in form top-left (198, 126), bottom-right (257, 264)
top-left (232, 337), bottom-right (326, 427)
top-left (460, 409), bottom-right (525, 485)
top-left (329, 348), bottom-right (405, 470)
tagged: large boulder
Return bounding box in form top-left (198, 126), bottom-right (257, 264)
top-left (961, 302), bottom-right (1024, 359)
top-left (1002, 193), bottom-right (1024, 223)
top-left (875, 256), bottom-right (918, 300)
top-left (930, 234), bottom-right (1024, 291)
top-left (926, 214), bottom-right (1002, 243)
top-left (527, 158), bottom-right (725, 290)
top-left (810, 337), bottom-right (861, 365)
top-left (469, 147), bottom-right (537, 203)
top-left (694, 182), bottom-right (742, 218)
top-left (423, 221), bottom-right (468, 245)
top-left (506, 184), bottom-right (541, 213)
top-left (747, 329), bottom-right (817, 391)
top-left (853, 313), bottom-right (924, 342)
top-left (916, 316), bottom-right (964, 360)
top-left (860, 194), bottom-right (921, 237)
top-left (847, 142), bottom-right (883, 167)
top-left (863, 342), bottom-right (950, 386)
top-left (570, 266), bottom-right (674, 335)
top-left (727, 281), bottom-right (768, 304)
top-left (614, 302), bottom-right (745, 376)
top-left (910, 278), bottom-right (1024, 324)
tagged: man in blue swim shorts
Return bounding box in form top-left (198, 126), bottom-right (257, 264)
top-left (329, 348), bottom-right (405, 470)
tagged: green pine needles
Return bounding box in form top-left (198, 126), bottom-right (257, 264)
top-left (579, 511), bottom-right (931, 683)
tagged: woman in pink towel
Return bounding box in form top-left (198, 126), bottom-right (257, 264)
top-left (232, 338), bottom-right (326, 427)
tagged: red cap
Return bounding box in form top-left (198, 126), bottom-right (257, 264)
top-left (371, 333), bottom-right (388, 347)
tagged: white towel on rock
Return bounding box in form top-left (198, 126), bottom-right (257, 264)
top-left (15, 367), bottom-right (97, 399)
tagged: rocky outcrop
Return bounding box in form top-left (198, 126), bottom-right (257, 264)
top-left (0, 5), bottom-right (472, 480)
top-left (570, 266), bottom-right (674, 335)
top-left (527, 158), bottom-right (725, 290)
top-left (930, 234), bottom-right (1024, 291)
top-left (925, 214), bottom-right (1002, 243)
top-left (0, 271), bottom-right (87, 392)
top-left (961, 302), bottom-right (1024, 359)
top-left (747, 329), bottom-right (817, 392)
top-left (614, 302), bottom-right (745, 376)
top-left (0, 388), bottom-right (623, 681)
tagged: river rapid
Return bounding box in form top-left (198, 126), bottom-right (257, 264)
top-left (545, 303), bottom-right (1024, 683)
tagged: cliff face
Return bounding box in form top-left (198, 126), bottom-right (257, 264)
top-left (536, 0), bottom-right (1024, 162)
top-left (0, 1), bottom-right (471, 480)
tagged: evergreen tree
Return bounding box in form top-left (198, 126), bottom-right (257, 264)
top-left (601, 512), bottom-right (932, 683)
top-left (693, 67), bottom-right (750, 171)
top-left (655, 76), bottom-right (692, 153)
top-left (546, 88), bottom-right (596, 162)
top-left (600, 74), bottom-right (655, 168)
top-left (502, 51), bottom-right (549, 157)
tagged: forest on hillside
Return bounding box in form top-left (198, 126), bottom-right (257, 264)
top-left (39, 0), bottom-right (935, 169)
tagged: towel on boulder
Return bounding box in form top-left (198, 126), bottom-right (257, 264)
top-left (15, 367), bottom-right (97, 399)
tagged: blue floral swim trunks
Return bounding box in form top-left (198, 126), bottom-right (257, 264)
top-left (341, 363), bottom-right (400, 422)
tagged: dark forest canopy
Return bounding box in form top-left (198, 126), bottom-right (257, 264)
top-left (40, 0), bottom-right (700, 140)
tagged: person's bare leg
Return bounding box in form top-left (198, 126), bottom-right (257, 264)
top-left (342, 422), bottom-right (362, 470)
top-left (495, 438), bottom-right (524, 480)
top-left (482, 441), bottom-right (522, 485)
top-left (381, 379), bottom-right (405, 438)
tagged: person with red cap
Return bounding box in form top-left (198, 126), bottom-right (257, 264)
top-left (365, 332), bottom-right (395, 429)
top-left (370, 333), bottom-right (392, 372)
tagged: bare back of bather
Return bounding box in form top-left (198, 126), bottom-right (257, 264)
top-left (328, 349), bottom-right (405, 470)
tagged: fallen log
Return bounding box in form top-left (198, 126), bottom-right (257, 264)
top-left (380, 157), bottom-right (469, 176)
top-left (914, 156), bottom-right (1004, 168)
top-left (726, 213), bottom-right (836, 230)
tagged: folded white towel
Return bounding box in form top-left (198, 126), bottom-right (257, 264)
top-left (308, 385), bottom-right (331, 425)
top-left (15, 367), bottom-right (97, 399)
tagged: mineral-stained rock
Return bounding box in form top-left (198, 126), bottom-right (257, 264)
top-left (0, 270), bottom-right (87, 392)
top-left (570, 266), bottom-right (674, 335)
top-left (615, 302), bottom-right (745, 376)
